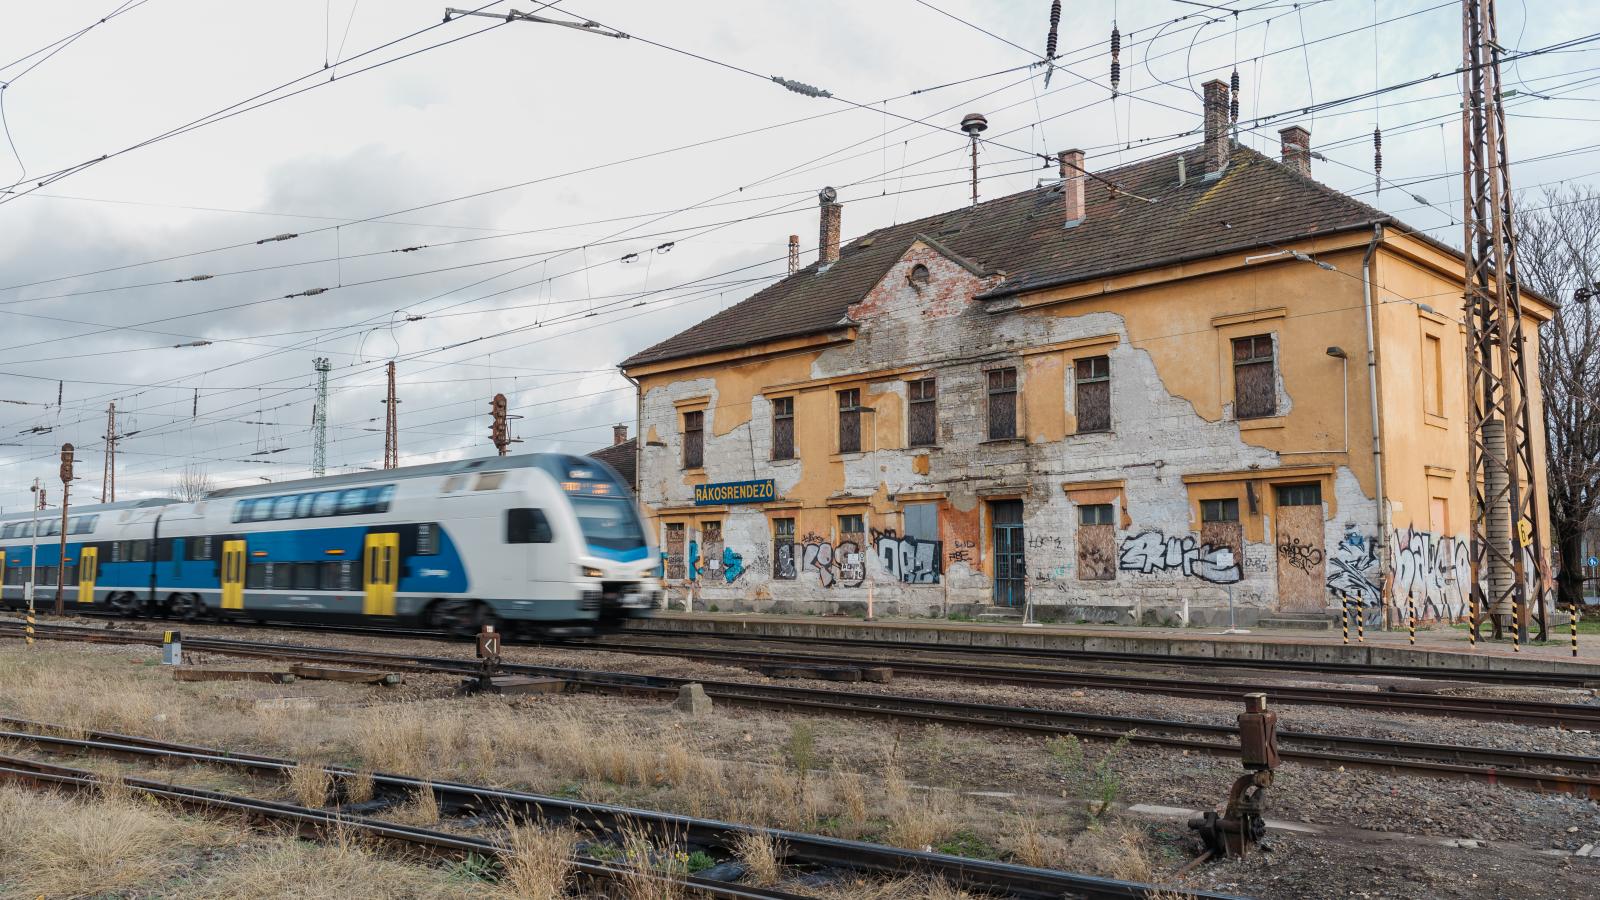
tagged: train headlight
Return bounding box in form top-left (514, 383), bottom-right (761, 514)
top-left (582, 565), bottom-right (604, 578)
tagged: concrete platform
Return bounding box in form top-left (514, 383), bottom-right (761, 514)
top-left (625, 611), bottom-right (1600, 680)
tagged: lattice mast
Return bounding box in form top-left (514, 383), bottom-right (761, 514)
top-left (312, 357), bottom-right (331, 477)
top-left (382, 360), bottom-right (399, 470)
top-left (101, 401), bottom-right (116, 503)
top-left (1460, 0), bottom-right (1545, 641)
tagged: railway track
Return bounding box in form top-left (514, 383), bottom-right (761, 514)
top-left (0, 718), bottom-right (1223, 900)
top-left (8, 621), bottom-right (1600, 801)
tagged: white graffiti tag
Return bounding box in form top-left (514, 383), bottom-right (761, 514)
top-left (1117, 530), bottom-right (1241, 584)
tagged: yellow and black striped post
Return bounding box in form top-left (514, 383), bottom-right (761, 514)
top-left (1407, 592), bottom-right (1417, 646)
top-left (1341, 594), bottom-right (1350, 645)
top-left (1511, 593), bottom-right (1521, 652)
top-left (1355, 596), bottom-right (1365, 643)
top-left (1572, 603), bottom-right (1580, 658)
top-left (1468, 596), bottom-right (1478, 649)
top-left (24, 609), bottom-right (33, 647)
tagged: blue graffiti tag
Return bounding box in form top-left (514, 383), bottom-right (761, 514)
top-left (722, 547), bottom-right (745, 583)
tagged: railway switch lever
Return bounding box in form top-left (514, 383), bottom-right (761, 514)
top-left (1189, 693), bottom-right (1278, 859)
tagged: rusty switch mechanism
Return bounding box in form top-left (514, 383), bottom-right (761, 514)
top-left (474, 625), bottom-right (502, 692)
top-left (1189, 693), bottom-right (1278, 859)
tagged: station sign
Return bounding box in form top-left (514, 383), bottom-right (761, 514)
top-left (694, 478), bottom-right (776, 506)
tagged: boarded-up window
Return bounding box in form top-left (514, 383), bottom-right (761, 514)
top-left (837, 514), bottom-right (866, 584)
top-left (1429, 496), bottom-right (1449, 534)
top-left (664, 523), bottom-right (686, 579)
top-left (772, 517), bottom-right (796, 579)
top-left (682, 410), bottom-right (704, 469)
top-left (1423, 333), bottom-right (1444, 417)
top-left (1074, 356), bottom-right (1110, 433)
top-left (1232, 335), bottom-right (1277, 419)
top-left (987, 367), bottom-right (1018, 440)
top-left (838, 389), bottom-right (861, 453)
top-left (771, 397), bottom-right (795, 460)
top-left (1200, 497), bottom-right (1243, 563)
top-left (1077, 503), bottom-right (1115, 580)
top-left (699, 521), bottom-right (723, 580)
top-left (908, 378), bottom-right (937, 447)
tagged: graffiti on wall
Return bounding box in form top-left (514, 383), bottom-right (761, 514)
top-left (1117, 530), bottom-right (1242, 583)
top-left (871, 529), bottom-right (942, 584)
top-left (946, 539), bottom-right (976, 568)
top-left (1276, 537), bottom-right (1324, 573)
top-left (771, 535), bottom-right (867, 588)
top-left (721, 547), bottom-right (745, 583)
top-left (1325, 529), bottom-right (1380, 607)
top-left (1390, 527), bottom-right (1470, 621)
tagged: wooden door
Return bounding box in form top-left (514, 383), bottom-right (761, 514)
top-left (1274, 484), bottom-right (1326, 611)
top-left (221, 540), bottom-right (246, 610)
top-left (363, 532), bottom-right (399, 617)
top-left (77, 546), bottom-right (98, 605)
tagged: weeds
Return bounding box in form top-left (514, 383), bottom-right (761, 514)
top-left (499, 821), bottom-right (578, 899)
top-left (784, 721), bottom-right (817, 777)
top-left (1045, 734), bottom-right (1128, 819)
top-left (732, 830), bottom-right (784, 886)
top-left (288, 763), bottom-right (331, 808)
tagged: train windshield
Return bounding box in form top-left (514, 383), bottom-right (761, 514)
top-left (570, 496), bottom-right (645, 551)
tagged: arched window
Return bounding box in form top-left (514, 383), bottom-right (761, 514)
top-left (908, 263), bottom-right (930, 287)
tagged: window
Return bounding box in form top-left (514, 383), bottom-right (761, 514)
top-left (771, 397), bottom-right (795, 460)
top-left (987, 367), bottom-right (1019, 440)
top-left (40, 519), bottom-right (60, 537)
top-left (1079, 504), bottom-right (1115, 526)
top-left (572, 498), bottom-right (645, 551)
top-left (442, 475), bottom-right (466, 493)
top-left (371, 485), bottom-right (396, 512)
top-left (1074, 356), bottom-right (1111, 433)
top-left (273, 495), bottom-right (298, 520)
top-left (69, 515), bottom-right (97, 535)
top-left (156, 539), bottom-right (174, 562)
top-left (838, 514), bottom-right (864, 537)
top-left (129, 540), bottom-right (150, 562)
top-left (1201, 499), bottom-right (1239, 523)
top-left (1275, 483), bottom-right (1322, 507)
top-left (664, 523), bottom-right (686, 580)
top-left (682, 410), bottom-right (704, 469)
top-left (246, 563), bottom-right (266, 589)
top-left (908, 378), bottom-right (937, 447)
top-left (338, 488), bottom-right (369, 514)
top-left (312, 491), bottom-right (339, 517)
top-left (416, 523), bottom-right (438, 555)
top-left (838, 388), bottom-right (861, 453)
top-left (320, 561), bottom-right (344, 591)
top-left (909, 263), bottom-right (930, 287)
top-left (772, 517), bottom-right (796, 579)
top-left (248, 499), bottom-right (273, 522)
top-left (506, 508), bottom-right (553, 544)
top-left (296, 494), bottom-right (316, 518)
top-left (1232, 335), bottom-right (1277, 419)
top-left (1077, 504), bottom-right (1116, 580)
top-left (293, 562), bottom-right (321, 591)
top-left (187, 535), bottom-right (215, 561)
top-left (1423, 333), bottom-right (1444, 417)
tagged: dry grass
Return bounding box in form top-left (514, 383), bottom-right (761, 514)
top-left (617, 821), bottom-right (684, 900)
top-left (1064, 820), bottom-right (1156, 883)
top-left (392, 786), bottom-right (441, 826)
top-left (497, 820), bottom-right (579, 899)
top-left (341, 769), bottom-right (376, 805)
top-left (732, 830), bottom-right (784, 886)
top-left (814, 874), bottom-right (978, 899)
top-left (170, 826), bottom-right (479, 900)
top-left (288, 763), bottom-right (332, 808)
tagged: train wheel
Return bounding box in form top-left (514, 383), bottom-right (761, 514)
top-left (109, 592), bottom-right (140, 617)
top-left (425, 598), bottom-right (479, 636)
top-left (168, 593), bottom-right (203, 621)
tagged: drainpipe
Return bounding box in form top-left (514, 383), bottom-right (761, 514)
top-left (1360, 223), bottom-right (1387, 624)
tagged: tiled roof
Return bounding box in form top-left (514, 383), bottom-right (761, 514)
top-left (587, 437), bottom-right (637, 491)
top-left (621, 144), bottom-right (1403, 369)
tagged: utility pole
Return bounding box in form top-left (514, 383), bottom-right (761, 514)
top-left (56, 443), bottom-right (73, 617)
top-left (490, 393), bottom-right (510, 456)
top-left (382, 360), bottom-right (399, 470)
top-left (1460, 0), bottom-right (1545, 643)
top-left (26, 479), bottom-right (41, 645)
top-left (960, 113), bottom-right (988, 206)
top-left (101, 401), bottom-right (116, 503)
top-left (312, 357), bottom-right (331, 477)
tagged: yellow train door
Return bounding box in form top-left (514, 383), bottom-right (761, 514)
top-left (363, 532), bottom-right (399, 617)
top-left (221, 540), bottom-right (246, 610)
top-left (77, 546), bottom-right (98, 604)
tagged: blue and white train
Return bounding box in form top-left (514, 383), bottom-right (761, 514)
top-left (0, 453), bottom-right (660, 636)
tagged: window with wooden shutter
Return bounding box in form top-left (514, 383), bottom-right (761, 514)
top-left (908, 378), bottom-right (937, 447)
top-left (1074, 356), bottom-right (1110, 433)
top-left (1231, 335), bottom-right (1277, 419)
top-left (838, 389), bottom-right (861, 453)
top-left (1077, 503), bottom-right (1116, 580)
top-left (771, 397), bottom-right (795, 460)
top-left (682, 410), bottom-right (704, 469)
top-left (987, 368), bottom-right (1018, 440)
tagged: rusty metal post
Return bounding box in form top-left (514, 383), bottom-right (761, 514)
top-left (1189, 693), bottom-right (1278, 859)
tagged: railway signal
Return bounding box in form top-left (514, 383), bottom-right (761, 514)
top-left (490, 393), bottom-right (509, 456)
top-left (56, 443), bottom-right (73, 617)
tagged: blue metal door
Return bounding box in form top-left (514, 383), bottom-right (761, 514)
top-left (991, 500), bottom-right (1025, 607)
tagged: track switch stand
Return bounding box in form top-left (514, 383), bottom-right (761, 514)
top-left (1190, 692), bottom-right (1278, 858)
top-left (474, 624), bottom-right (502, 691)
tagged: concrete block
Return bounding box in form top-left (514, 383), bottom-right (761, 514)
top-left (674, 683), bottom-right (714, 717)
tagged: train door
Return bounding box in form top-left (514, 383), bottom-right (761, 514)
top-left (221, 540), bottom-right (246, 610)
top-left (0, 551), bottom-right (6, 606)
top-left (363, 532), bottom-right (399, 617)
top-left (78, 546), bottom-right (98, 605)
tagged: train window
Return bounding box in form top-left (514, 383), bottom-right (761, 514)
top-left (311, 491), bottom-right (338, 517)
top-left (340, 560), bottom-right (357, 590)
top-left (474, 472), bottom-right (506, 491)
top-left (319, 562), bottom-right (341, 591)
top-left (371, 485), bottom-right (395, 513)
top-left (72, 515), bottom-right (97, 534)
top-left (249, 500), bottom-right (274, 523)
top-left (416, 523), bottom-right (438, 555)
top-left (272, 496), bottom-right (297, 520)
top-left (40, 519), bottom-right (61, 537)
top-left (187, 536), bottom-right (215, 561)
top-left (293, 562), bottom-right (320, 590)
top-left (506, 508), bottom-right (552, 544)
top-left (130, 540), bottom-right (150, 562)
top-left (0, 524), bottom-right (12, 539)
top-left (246, 564), bottom-right (265, 589)
top-left (572, 497), bottom-right (646, 551)
top-left (443, 475), bottom-right (466, 493)
top-left (156, 539), bottom-right (175, 562)
top-left (338, 488), bottom-right (369, 515)
top-left (296, 494), bottom-right (316, 518)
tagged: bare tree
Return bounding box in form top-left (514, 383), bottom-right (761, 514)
top-left (173, 464), bottom-right (215, 501)
top-left (1517, 186), bottom-right (1600, 609)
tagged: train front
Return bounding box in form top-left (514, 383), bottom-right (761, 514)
top-left (545, 455), bottom-right (661, 630)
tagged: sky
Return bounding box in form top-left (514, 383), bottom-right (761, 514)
top-left (0, 0), bottom-right (1594, 512)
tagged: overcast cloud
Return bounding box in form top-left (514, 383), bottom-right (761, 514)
top-left (0, 0), bottom-right (1593, 511)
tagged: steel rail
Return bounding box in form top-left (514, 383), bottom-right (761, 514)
top-left (9, 622), bottom-right (1600, 799)
top-left (0, 754), bottom-right (805, 900)
top-left (0, 721), bottom-right (1229, 900)
top-left (565, 636), bottom-right (1600, 729)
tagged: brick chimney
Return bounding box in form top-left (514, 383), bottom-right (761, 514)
top-left (818, 187), bottom-right (841, 264)
top-left (1058, 149), bottom-right (1085, 228)
top-left (1279, 125), bottom-right (1311, 177)
top-left (1202, 79), bottom-right (1230, 176)
top-left (612, 424), bottom-right (628, 445)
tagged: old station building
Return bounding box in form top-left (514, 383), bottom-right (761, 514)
top-left (618, 81), bottom-right (1551, 625)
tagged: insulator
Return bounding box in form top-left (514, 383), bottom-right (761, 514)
top-left (1230, 69), bottom-right (1240, 123)
top-left (1373, 126), bottom-right (1383, 175)
top-left (1110, 60), bottom-right (1121, 96)
top-left (1110, 26), bottom-right (1121, 98)
top-left (1045, 0), bottom-right (1061, 59)
top-left (1111, 26), bottom-right (1120, 57)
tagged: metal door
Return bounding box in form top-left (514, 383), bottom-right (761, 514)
top-left (363, 532), bottom-right (399, 617)
top-left (221, 540), bottom-right (246, 610)
top-left (77, 546), bottom-right (98, 605)
top-left (991, 500), bottom-right (1026, 607)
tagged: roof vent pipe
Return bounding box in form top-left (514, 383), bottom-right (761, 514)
top-left (818, 187), bottom-right (841, 264)
top-left (1058, 149), bottom-right (1086, 228)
